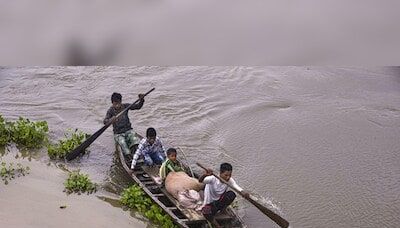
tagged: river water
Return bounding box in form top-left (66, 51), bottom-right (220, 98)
top-left (0, 66), bottom-right (399, 228)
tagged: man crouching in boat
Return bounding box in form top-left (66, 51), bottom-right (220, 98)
top-left (130, 127), bottom-right (166, 169)
top-left (104, 92), bottom-right (144, 158)
top-left (199, 163), bottom-right (249, 228)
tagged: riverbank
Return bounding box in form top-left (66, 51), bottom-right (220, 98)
top-left (0, 152), bottom-right (146, 228)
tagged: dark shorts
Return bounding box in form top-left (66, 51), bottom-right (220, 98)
top-left (201, 191), bottom-right (236, 220)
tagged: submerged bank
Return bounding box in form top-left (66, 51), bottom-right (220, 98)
top-left (0, 151), bottom-right (146, 228)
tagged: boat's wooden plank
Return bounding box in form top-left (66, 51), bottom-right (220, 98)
top-left (153, 193), bottom-right (165, 197)
top-left (140, 186), bottom-right (189, 227)
top-left (215, 212), bottom-right (234, 221)
top-left (133, 170), bottom-right (145, 175)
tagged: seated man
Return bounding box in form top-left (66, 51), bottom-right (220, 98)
top-left (199, 163), bottom-right (249, 228)
top-left (130, 127), bottom-right (166, 169)
top-left (159, 147), bottom-right (185, 181)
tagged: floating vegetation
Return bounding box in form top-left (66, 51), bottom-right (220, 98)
top-left (0, 115), bottom-right (49, 149)
top-left (64, 170), bottom-right (97, 194)
top-left (0, 161), bottom-right (30, 185)
top-left (0, 115), bottom-right (11, 147)
top-left (120, 185), bottom-right (177, 228)
top-left (0, 116), bottom-right (90, 159)
top-left (10, 117), bottom-right (49, 149)
top-left (47, 129), bottom-right (90, 159)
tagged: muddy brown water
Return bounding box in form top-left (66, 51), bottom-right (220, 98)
top-left (1, 66), bottom-right (399, 227)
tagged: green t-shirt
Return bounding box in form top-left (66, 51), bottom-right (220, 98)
top-left (160, 159), bottom-right (184, 180)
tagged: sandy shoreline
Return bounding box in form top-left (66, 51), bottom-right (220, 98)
top-left (0, 153), bottom-right (146, 228)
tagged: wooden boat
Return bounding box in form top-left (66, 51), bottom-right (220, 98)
top-left (116, 133), bottom-right (246, 228)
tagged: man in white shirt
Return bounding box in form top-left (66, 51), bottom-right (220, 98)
top-left (199, 163), bottom-right (249, 228)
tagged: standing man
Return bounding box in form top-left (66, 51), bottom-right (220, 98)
top-left (104, 92), bottom-right (144, 157)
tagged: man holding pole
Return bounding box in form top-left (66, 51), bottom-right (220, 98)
top-left (198, 162), bottom-right (249, 228)
top-left (104, 92), bottom-right (145, 157)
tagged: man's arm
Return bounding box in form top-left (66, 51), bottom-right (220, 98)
top-left (130, 141), bottom-right (144, 169)
top-left (166, 163), bottom-right (176, 172)
top-left (229, 178), bottom-right (250, 198)
top-left (158, 138), bottom-right (166, 157)
top-left (130, 94), bottom-right (145, 110)
top-left (198, 169), bottom-right (213, 183)
top-left (103, 108), bottom-right (113, 125)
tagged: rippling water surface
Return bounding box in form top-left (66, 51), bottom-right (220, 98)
top-left (1, 66), bottom-right (399, 228)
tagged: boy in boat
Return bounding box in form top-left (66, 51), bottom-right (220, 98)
top-left (130, 127), bottom-right (166, 169)
top-left (159, 147), bottom-right (185, 181)
top-left (104, 92), bottom-right (145, 157)
top-left (199, 163), bottom-right (249, 228)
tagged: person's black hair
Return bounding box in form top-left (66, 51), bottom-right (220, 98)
top-left (111, 92), bottom-right (122, 103)
top-left (146, 127), bottom-right (157, 137)
top-left (220, 163), bottom-right (233, 173)
top-left (166, 148), bottom-right (177, 156)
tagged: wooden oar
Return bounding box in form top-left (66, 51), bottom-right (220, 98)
top-left (196, 162), bottom-right (289, 228)
top-left (65, 88), bottom-right (155, 161)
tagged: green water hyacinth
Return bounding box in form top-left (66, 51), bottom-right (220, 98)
top-left (121, 185), bottom-right (177, 228)
top-left (0, 115), bottom-right (11, 147)
top-left (0, 161), bottom-right (30, 185)
top-left (9, 117), bottom-right (48, 149)
top-left (47, 129), bottom-right (90, 159)
top-left (64, 170), bottom-right (97, 194)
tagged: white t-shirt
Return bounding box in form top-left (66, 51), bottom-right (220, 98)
top-left (202, 175), bottom-right (243, 207)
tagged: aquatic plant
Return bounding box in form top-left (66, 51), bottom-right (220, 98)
top-left (121, 185), bottom-right (177, 228)
top-left (9, 117), bottom-right (48, 149)
top-left (144, 204), bottom-right (177, 228)
top-left (0, 115), bottom-right (11, 147)
top-left (0, 161), bottom-right (30, 185)
top-left (47, 129), bottom-right (90, 159)
top-left (64, 170), bottom-right (97, 194)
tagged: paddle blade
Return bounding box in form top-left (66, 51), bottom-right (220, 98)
top-left (196, 162), bottom-right (289, 228)
top-left (65, 124), bottom-right (110, 161)
top-left (247, 197), bottom-right (289, 228)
